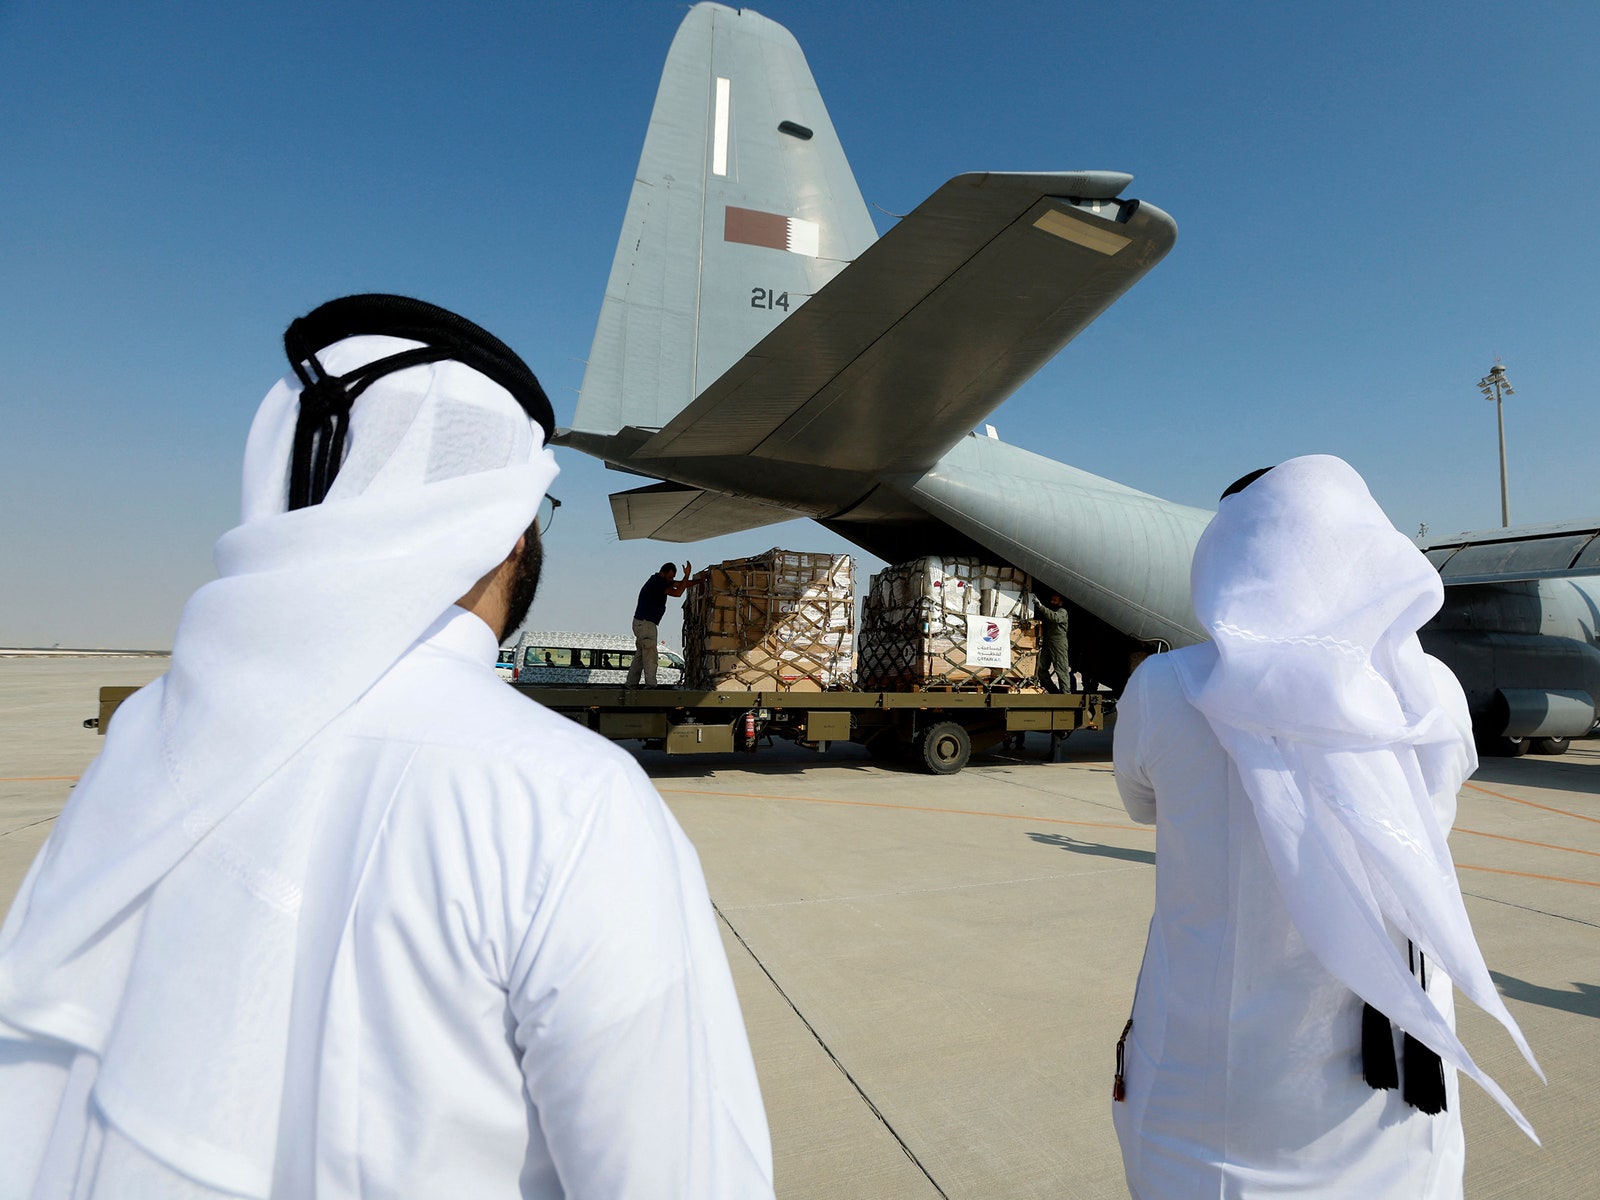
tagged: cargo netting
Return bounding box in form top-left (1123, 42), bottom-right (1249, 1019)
top-left (857, 557), bottom-right (1042, 691)
top-left (682, 549), bottom-right (855, 691)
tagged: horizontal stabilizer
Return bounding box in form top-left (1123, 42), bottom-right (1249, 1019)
top-left (610, 483), bottom-right (803, 543)
top-left (1421, 520), bottom-right (1600, 585)
top-left (635, 171), bottom-right (1175, 474)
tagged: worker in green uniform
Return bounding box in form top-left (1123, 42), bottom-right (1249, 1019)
top-left (1036, 591), bottom-right (1074, 694)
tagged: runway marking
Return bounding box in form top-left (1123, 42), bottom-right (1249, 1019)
top-left (0, 815), bottom-right (58, 839)
top-left (714, 902), bottom-right (950, 1198)
top-left (1457, 863), bottom-right (1600, 889)
top-left (1463, 889), bottom-right (1600, 930)
top-left (1456, 827), bottom-right (1600, 858)
top-left (0, 775), bottom-right (79, 783)
top-left (1464, 782), bottom-right (1600, 825)
top-left (662, 790), bottom-right (1600, 884)
top-left (658, 787), bottom-right (1150, 834)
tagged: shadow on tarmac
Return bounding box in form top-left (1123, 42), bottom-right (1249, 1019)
top-left (1471, 740), bottom-right (1600, 798)
top-left (634, 740), bottom-right (882, 781)
top-left (1026, 830), bottom-right (1155, 866)
top-left (1490, 971), bottom-right (1600, 1020)
top-left (628, 730), bottom-right (1116, 779)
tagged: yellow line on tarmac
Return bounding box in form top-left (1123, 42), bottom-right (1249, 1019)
top-left (1464, 781), bottom-right (1600, 825)
top-left (1457, 863), bottom-right (1600, 889)
top-left (1456, 827), bottom-right (1600, 858)
top-left (658, 787), bottom-right (1150, 835)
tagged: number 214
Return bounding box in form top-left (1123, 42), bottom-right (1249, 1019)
top-left (751, 287), bottom-right (790, 311)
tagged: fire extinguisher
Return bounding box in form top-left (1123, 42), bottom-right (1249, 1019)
top-left (742, 711), bottom-right (758, 751)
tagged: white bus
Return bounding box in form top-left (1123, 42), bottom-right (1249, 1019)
top-left (510, 631), bottom-right (685, 687)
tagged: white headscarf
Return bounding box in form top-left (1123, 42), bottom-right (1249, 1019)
top-left (0, 334), bottom-right (559, 1193)
top-left (1171, 455), bottom-right (1542, 1139)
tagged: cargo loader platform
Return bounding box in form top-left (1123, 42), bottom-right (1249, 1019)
top-left (512, 685), bottom-right (1104, 774)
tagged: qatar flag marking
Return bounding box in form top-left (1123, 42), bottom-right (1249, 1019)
top-left (724, 206), bottom-right (820, 257)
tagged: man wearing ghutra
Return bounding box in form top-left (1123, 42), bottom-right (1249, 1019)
top-left (1111, 456), bottom-right (1541, 1198)
top-left (0, 296), bottom-right (774, 1199)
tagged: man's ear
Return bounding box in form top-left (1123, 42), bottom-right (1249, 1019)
top-left (455, 535), bottom-right (525, 618)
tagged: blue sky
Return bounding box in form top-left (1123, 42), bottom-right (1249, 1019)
top-left (2, 1), bottom-right (1596, 647)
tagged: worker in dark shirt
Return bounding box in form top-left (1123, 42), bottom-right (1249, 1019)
top-left (627, 561), bottom-right (696, 686)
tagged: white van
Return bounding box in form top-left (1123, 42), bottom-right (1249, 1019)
top-left (511, 631), bottom-right (685, 687)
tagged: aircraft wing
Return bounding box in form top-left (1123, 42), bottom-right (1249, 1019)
top-left (1420, 520), bottom-right (1600, 585)
top-left (634, 171), bottom-right (1176, 475)
top-left (609, 482), bottom-right (806, 543)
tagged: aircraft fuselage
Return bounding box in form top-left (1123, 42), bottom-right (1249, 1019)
top-left (1422, 577), bottom-right (1600, 748)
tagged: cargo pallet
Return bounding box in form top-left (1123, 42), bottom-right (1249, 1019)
top-left (513, 685), bottom-right (1102, 775)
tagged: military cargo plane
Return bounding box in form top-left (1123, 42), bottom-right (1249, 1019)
top-left (556, 1), bottom-right (1210, 691)
top-left (1418, 521), bottom-right (1600, 755)
top-left (555, 2), bottom-right (1599, 749)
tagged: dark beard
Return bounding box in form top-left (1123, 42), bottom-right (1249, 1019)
top-left (500, 521), bottom-right (543, 644)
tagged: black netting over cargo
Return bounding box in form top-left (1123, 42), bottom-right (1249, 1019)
top-left (681, 550), bottom-right (854, 691)
top-left (857, 557), bottom-right (1042, 691)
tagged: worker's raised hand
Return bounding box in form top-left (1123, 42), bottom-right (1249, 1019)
top-left (682, 561), bottom-right (692, 578)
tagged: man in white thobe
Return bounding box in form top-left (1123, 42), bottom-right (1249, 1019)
top-left (1111, 456), bottom-right (1540, 1199)
top-left (0, 295), bottom-right (775, 1199)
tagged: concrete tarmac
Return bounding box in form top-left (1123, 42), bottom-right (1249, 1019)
top-left (2, 658), bottom-right (1595, 1197)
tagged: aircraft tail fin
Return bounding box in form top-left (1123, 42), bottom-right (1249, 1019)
top-left (573, 2), bottom-right (877, 437)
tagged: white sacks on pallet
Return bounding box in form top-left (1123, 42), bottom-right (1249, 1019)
top-left (858, 557), bottom-right (1042, 691)
top-left (682, 549), bottom-right (855, 691)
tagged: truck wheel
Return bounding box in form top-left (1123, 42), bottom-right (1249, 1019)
top-left (920, 721), bottom-right (971, 775)
top-left (1530, 736), bottom-right (1570, 756)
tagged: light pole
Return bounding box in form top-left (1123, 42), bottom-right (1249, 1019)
top-left (1477, 362), bottom-right (1514, 527)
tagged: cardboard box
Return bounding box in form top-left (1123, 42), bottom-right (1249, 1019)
top-left (858, 557), bottom-right (1042, 691)
top-left (682, 549), bottom-right (855, 691)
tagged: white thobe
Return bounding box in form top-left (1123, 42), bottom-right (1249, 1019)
top-left (0, 609), bottom-right (774, 1198)
top-left (1111, 649), bottom-right (1467, 1200)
